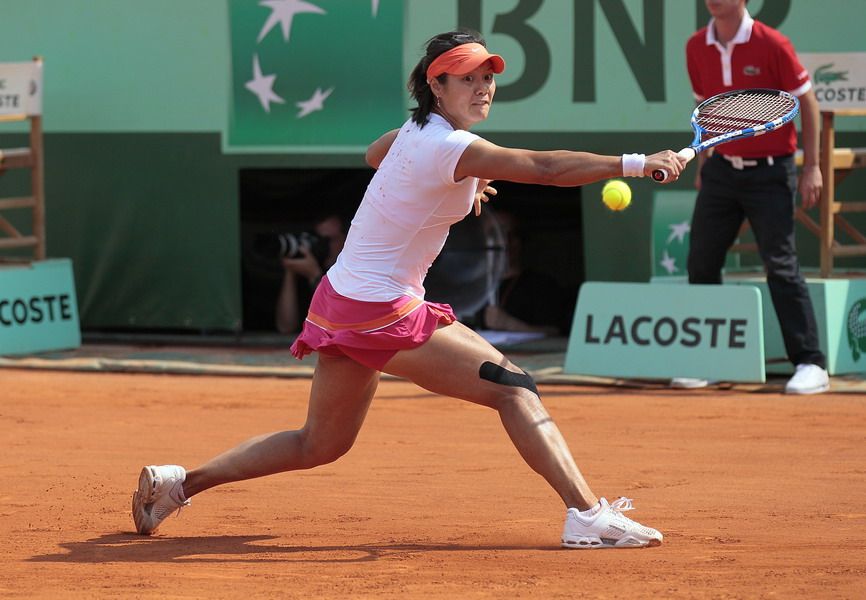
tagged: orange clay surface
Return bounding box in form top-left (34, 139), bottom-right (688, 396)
top-left (2, 368), bottom-right (865, 599)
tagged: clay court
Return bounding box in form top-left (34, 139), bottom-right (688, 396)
top-left (3, 364), bottom-right (865, 599)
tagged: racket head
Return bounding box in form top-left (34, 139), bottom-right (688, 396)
top-left (691, 88), bottom-right (800, 152)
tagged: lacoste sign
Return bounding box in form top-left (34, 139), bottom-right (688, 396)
top-left (564, 283), bottom-right (765, 382)
top-left (584, 315), bottom-right (748, 349)
top-left (848, 298), bottom-right (866, 362)
top-left (799, 53), bottom-right (866, 109)
top-left (814, 64), bottom-right (848, 85)
top-left (0, 260), bottom-right (80, 356)
top-left (0, 61), bottom-right (42, 116)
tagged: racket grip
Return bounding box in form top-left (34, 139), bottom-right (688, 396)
top-left (651, 148), bottom-right (697, 183)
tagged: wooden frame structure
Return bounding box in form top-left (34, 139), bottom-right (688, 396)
top-left (0, 57), bottom-right (45, 261)
top-left (812, 109), bottom-right (866, 276)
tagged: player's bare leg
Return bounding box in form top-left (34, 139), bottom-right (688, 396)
top-left (382, 320), bottom-right (597, 510)
top-left (133, 354), bottom-right (379, 534)
top-left (183, 354), bottom-right (380, 496)
top-left (383, 321), bottom-right (662, 548)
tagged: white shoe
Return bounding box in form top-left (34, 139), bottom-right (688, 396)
top-left (561, 497), bottom-right (663, 549)
top-left (784, 364), bottom-right (829, 395)
top-left (670, 377), bottom-right (712, 389)
top-left (132, 465), bottom-right (190, 535)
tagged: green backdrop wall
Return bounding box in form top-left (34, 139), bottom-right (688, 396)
top-left (1, 0), bottom-right (864, 332)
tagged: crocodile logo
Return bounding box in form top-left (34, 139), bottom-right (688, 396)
top-left (814, 64), bottom-right (849, 85)
top-left (847, 298), bottom-right (866, 362)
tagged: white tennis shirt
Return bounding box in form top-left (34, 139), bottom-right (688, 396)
top-left (327, 113), bottom-right (480, 301)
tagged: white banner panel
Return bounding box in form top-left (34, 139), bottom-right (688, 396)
top-left (0, 60), bottom-right (43, 116)
top-left (799, 53), bottom-right (866, 110)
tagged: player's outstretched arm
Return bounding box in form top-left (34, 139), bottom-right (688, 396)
top-left (456, 139), bottom-right (684, 186)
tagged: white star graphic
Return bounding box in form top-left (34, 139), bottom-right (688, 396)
top-left (245, 55), bottom-right (285, 113)
top-left (372, 0), bottom-right (380, 16)
top-left (257, 0), bottom-right (326, 44)
top-left (660, 250), bottom-right (679, 275)
top-left (296, 87), bottom-right (334, 118)
top-left (667, 221), bottom-right (691, 244)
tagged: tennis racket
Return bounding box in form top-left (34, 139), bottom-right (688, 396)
top-left (652, 88), bottom-right (800, 182)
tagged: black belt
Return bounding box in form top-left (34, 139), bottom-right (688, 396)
top-left (714, 153), bottom-right (793, 170)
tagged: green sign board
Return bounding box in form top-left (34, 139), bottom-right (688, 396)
top-left (565, 282), bottom-right (765, 382)
top-left (650, 190), bottom-right (743, 279)
top-left (226, 0), bottom-right (405, 152)
top-left (222, 0), bottom-right (866, 152)
top-left (0, 259), bottom-right (81, 356)
top-left (729, 278), bottom-right (866, 376)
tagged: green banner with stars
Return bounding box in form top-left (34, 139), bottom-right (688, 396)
top-left (226, 0), bottom-right (405, 153)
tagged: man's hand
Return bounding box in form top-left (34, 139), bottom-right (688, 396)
top-left (799, 164), bottom-right (823, 210)
top-left (281, 246), bottom-right (322, 284)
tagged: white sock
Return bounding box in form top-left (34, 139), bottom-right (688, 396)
top-left (577, 500), bottom-right (604, 518)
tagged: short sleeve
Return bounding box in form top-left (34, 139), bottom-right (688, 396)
top-left (685, 34), bottom-right (705, 101)
top-left (774, 33), bottom-right (811, 96)
top-left (436, 129), bottom-right (480, 184)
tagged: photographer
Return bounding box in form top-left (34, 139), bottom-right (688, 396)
top-left (275, 214), bottom-right (347, 335)
top-left (478, 209), bottom-right (575, 337)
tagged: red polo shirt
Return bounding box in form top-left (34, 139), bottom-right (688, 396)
top-left (686, 16), bottom-right (811, 158)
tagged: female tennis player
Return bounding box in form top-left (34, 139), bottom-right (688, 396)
top-left (133, 29), bottom-right (685, 549)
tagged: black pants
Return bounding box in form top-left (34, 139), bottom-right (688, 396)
top-left (687, 153), bottom-right (826, 368)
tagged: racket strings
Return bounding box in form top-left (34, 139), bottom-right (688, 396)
top-left (697, 92), bottom-right (796, 135)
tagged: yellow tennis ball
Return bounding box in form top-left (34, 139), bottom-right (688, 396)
top-left (602, 179), bottom-right (632, 211)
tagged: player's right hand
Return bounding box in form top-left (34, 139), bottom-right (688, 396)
top-left (645, 150), bottom-right (686, 183)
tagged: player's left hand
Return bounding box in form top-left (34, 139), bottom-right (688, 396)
top-left (474, 179), bottom-right (497, 216)
top-left (799, 165), bottom-right (822, 210)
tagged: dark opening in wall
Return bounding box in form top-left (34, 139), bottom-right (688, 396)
top-left (239, 169), bottom-right (583, 333)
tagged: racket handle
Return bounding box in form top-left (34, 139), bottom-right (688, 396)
top-left (651, 148), bottom-right (697, 183)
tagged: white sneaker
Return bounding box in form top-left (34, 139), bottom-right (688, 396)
top-left (132, 465), bottom-right (190, 535)
top-left (784, 364), bottom-right (829, 395)
top-left (670, 377), bottom-right (712, 389)
top-left (561, 497), bottom-right (663, 549)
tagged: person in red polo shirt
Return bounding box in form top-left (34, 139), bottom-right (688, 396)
top-left (674, 0), bottom-right (829, 394)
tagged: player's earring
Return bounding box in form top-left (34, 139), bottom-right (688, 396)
top-left (437, 96), bottom-right (441, 108)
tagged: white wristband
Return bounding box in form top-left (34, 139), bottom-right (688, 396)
top-left (621, 153), bottom-right (646, 178)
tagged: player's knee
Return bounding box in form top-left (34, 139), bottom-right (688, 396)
top-left (298, 427), bottom-right (355, 468)
top-left (478, 361), bottom-right (539, 410)
top-left (479, 361), bottom-right (538, 394)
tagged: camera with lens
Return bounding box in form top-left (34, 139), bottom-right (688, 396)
top-left (253, 231), bottom-right (330, 266)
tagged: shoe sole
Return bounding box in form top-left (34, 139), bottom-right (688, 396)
top-left (131, 466), bottom-right (158, 535)
top-left (670, 380), bottom-right (713, 389)
top-left (785, 383), bottom-right (830, 395)
top-left (561, 536), bottom-right (662, 549)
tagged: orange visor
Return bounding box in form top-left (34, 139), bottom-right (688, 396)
top-left (426, 43), bottom-right (506, 81)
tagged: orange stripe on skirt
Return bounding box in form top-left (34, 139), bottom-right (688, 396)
top-left (306, 297), bottom-right (424, 332)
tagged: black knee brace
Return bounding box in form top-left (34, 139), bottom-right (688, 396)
top-left (479, 361), bottom-right (539, 396)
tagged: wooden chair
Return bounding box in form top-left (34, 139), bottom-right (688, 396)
top-left (812, 110), bottom-right (866, 276)
top-left (0, 57), bottom-right (45, 261)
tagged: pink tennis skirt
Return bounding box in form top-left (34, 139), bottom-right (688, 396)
top-left (290, 276), bottom-right (457, 370)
